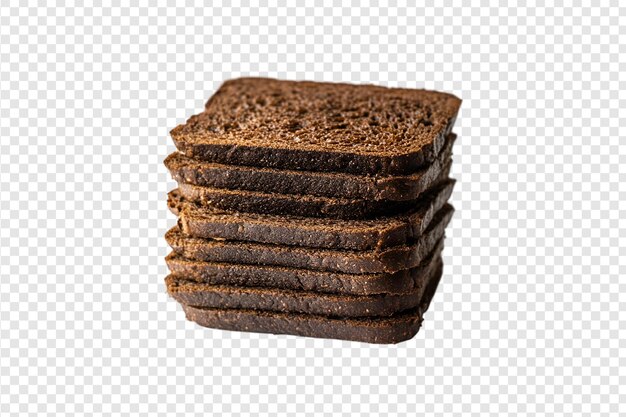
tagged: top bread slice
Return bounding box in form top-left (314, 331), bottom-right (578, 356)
top-left (170, 78), bottom-right (461, 176)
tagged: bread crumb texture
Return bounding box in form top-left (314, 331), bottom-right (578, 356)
top-left (171, 78), bottom-right (461, 156)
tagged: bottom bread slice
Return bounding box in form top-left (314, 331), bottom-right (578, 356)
top-left (166, 255), bottom-right (442, 317)
top-left (178, 259), bottom-right (443, 344)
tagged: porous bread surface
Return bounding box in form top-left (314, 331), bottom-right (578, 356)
top-left (166, 257), bottom-right (442, 317)
top-left (170, 78), bottom-right (461, 175)
top-left (173, 78), bottom-right (460, 155)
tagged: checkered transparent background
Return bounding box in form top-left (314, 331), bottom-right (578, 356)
top-left (1, 2), bottom-right (624, 416)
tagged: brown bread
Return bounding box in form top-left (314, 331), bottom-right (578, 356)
top-left (168, 180), bottom-right (454, 250)
top-left (171, 77), bottom-right (461, 175)
top-left (165, 204), bottom-right (453, 274)
top-left (166, 258), bottom-right (441, 317)
top-left (165, 238), bottom-right (445, 296)
top-left (165, 133), bottom-right (455, 201)
top-left (174, 163), bottom-right (451, 220)
top-left (177, 255), bottom-right (443, 344)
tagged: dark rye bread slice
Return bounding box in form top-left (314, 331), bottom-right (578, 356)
top-left (165, 238), bottom-right (445, 296)
top-left (175, 163), bottom-right (452, 220)
top-left (165, 204), bottom-right (453, 274)
top-left (168, 179), bottom-right (454, 251)
top-left (177, 258), bottom-right (443, 344)
top-left (166, 257), bottom-right (442, 317)
top-left (165, 133), bottom-right (455, 201)
top-left (171, 77), bottom-right (461, 176)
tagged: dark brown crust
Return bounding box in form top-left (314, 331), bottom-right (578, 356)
top-left (169, 180), bottom-right (454, 251)
top-left (177, 258), bottom-right (443, 344)
top-left (174, 163), bottom-right (452, 220)
top-left (165, 239), bottom-right (445, 296)
top-left (171, 78), bottom-right (461, 176)
top-left (165, 134), bottom-right (455, 201)
top-left (165, 204), bottom-right (453, 274)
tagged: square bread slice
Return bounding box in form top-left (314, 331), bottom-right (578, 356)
top-left (170, 78), bottom-right (461, 176)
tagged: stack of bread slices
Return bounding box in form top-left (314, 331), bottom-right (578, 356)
top-left (164, 78), bottom-right (461, 344)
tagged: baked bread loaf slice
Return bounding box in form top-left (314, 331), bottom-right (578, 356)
top-left (165, 204), bottom-right (453, 274)
top-left (168, 179), bottom-right (454, 250)
top-left (166, 257), bottom-right (441, 317)
top-left (170, 78), bottom-right (461, 176)
top-left (174, 163), bottom-right (451, 220)
top-left (165, 238), bottom-right (444, 296)
top-left (178, 255), bottom-right (443, 344)
top-left (165, 133), bottom-right (455, 201)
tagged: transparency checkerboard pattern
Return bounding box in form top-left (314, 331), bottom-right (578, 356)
top-left (1, 2), bottom-right (624, 416)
